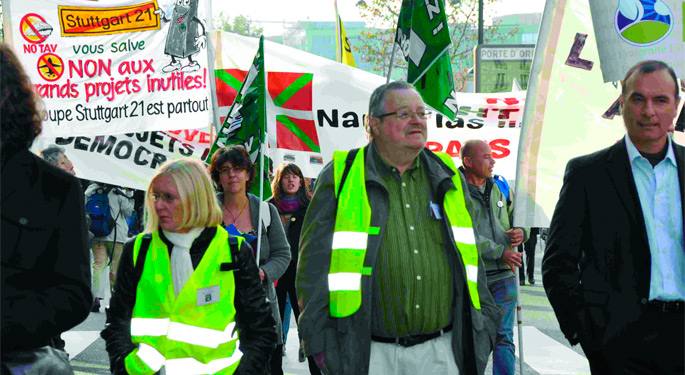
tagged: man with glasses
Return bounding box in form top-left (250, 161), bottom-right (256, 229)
top-left (297, 81), bottom-right (500, 374)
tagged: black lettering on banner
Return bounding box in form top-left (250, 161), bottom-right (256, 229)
top-left (74, 137), bottom-right (90, 151)
top-left (114, 140), bottom-right (133, 159)
top-left (55, 137), bottom-right (74, 145)
top-left (565, 33), bottom-right (594, 70)
top-left (133, 145), bottom-right (151, 166)
top-left (133, 132), bottom-right (148, 143)
top-left (341, 112), bottom-right (360, 128)
top-left (151, 153), bottom-right (167, 169)
top-left (167, 136), bottom-right (178, 153)
top-left (149, 131), bottom-right (164, 149)
top-left (179, 143), bottom-right (194, 156)
top-left (90, 136), bottom-right (116, 154)
top-left (317, 109), bottom-right (339, 127)
top-left (436, 113), bottom-right (465, 129)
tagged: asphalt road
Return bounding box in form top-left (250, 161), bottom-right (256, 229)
top-left (65, 237), bottom-right (592, 374)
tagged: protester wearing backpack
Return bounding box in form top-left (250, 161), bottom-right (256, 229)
top-left (84, 182), bottom-right (134, 312)
top-left (209, 145), bottom-right (291, 375)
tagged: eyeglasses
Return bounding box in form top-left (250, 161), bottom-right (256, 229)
top-left (377, 109), bottom-right (433, 120)
top-left (150, 192), bottom-right (178, 203)
top-left (219, 166), bottom-right (246, 175)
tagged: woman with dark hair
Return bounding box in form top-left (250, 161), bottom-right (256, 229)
top-left (1, 43), bottom-right (92, 373)
top-left (209, 145), bottom-right (290, 375)
top-left (271, 163), bottom-right (321, 375)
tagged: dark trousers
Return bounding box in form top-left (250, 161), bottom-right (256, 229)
top-left (519, 228), bottom-right (539, 283)
top-left (275, 266), bottom-right (321, 375)
top-left (583, 307), bottom-right (685, 374)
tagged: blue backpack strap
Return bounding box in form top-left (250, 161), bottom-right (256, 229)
top-left (220, 235), bottom-right (241, 272)
top-left (493, 175), bottom-right (511, 205)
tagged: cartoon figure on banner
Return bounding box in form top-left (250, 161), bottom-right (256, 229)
top-left (155, 0), bottom-right (207, 73)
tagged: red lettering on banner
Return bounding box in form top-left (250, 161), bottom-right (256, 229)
top-left (490, 139), bottom-right (510, 158)
top-left (199, 131), bottom-right (211, 144)
top-left (426, 139), bottom-right (511, 159)
top-left (68, 59), bottom-right (112, 78)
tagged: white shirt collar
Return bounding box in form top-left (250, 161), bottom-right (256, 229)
top-left (624, 135), bottom-right (676, 165)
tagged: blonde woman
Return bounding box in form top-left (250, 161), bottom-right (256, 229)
top-left (102, 158), bottom-right (276, 374)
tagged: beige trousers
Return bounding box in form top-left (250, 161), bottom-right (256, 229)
top-left (368, 331), bottom-right (459, 375)
top-left (91, 241), bottom-right (123, 299)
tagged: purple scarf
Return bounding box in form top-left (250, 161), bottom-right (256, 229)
top-left (276, 195), bottom-right (302, 214)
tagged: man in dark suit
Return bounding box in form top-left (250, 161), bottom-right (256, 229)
top-left (543, 60), bottom-right (684, 375)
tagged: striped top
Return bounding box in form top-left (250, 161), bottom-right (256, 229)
top-left (370, 149), bottom-right (454, 337)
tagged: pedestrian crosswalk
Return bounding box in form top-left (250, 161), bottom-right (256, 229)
top-left (63, 331), bottom-right (100, 359)
top-left (63, 322), bottom-right (590, 374)
top-left (514, 327), bottom-right (591, 375)
top-left (64, 240), bottom-right (593, 374)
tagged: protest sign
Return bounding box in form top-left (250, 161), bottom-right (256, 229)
top-left (514, 0), bottom-right (629, 228)
top-left (213, 32), bottom-right (525, 181)
top-left (5, 0), bottom-right (214, 137)
top-left (588, 0), bottom-right (684, 82)
top-left (31, 31), bottom-right (526, 189)
top-left (32, 129), bottom-right (213, 190)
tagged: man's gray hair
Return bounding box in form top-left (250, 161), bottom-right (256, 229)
top-left (368, 81), bottom-right (417, 118)
top-left (41, 145), bottom-right (66, 166)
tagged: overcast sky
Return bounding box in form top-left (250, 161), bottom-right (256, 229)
top-left (213, 0), bottom-right (547, 35)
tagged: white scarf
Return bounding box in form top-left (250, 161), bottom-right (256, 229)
top-left (162, 227), bottom-right (204, 296)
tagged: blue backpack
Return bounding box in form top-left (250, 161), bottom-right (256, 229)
top-left (493, 175), bottom-right (511, 205)
top-left (86, 186), bottom-right (115, 237)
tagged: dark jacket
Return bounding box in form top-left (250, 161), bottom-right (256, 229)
top-left (543, 138), bottom-right (685, 350)
top-left (461, 172), bottom-right (529, 285)
top-left (296, 144), bottom-right (500, 375)
top-left (1, 149), bottom-right (92, 351)
top-left (279, 203), bottom-right (308, 281)
top-left (101, 227), bottom-right (276, 374)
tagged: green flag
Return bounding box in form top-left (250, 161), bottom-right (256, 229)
top-left (206, 36), bottom-right (272, 199)
top-left (395, 0), bottom-right (457, 120)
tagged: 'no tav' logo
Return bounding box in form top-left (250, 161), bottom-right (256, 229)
top-left (615, 0), bottom-right (673, 46)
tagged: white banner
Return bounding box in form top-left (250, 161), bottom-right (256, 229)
top-left (5, 0), bottom-right (214, 137)
top-left (213, 32), bottom-right (525, 182)
top-left (30, 31), bottom-right (526, 190)
top-left (513, 0), bottom-right (683, 228)
top-left (589, 0), bottom-right (684, 82)
top-left (32, 129), bottom-right (213, 190)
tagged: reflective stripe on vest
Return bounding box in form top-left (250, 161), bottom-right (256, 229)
top-left (329, 148), bottom-right (377, 317)
top-left (434, 152), bottom-right (481, 309)
top-left (125, 343), bottom-right (165, 375)
top-left (164, 348), bottom-right (243, 375)
top-left (125, 227), bottom-right (242, 374)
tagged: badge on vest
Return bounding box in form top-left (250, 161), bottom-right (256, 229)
top-left (430, 201), bottom-right (443, 220)
top-left (497, 200), bottom-right (504, 208)
top-left (197, 286), bottom-right (220, 306)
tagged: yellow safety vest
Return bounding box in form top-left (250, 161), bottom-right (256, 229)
top-left (124, 227), bottom-right (242, 375)
top-left (328, 149), bottom-right (481, 318)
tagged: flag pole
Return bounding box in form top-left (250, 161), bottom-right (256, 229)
top-left (255, 36), bottom-right (266, 269)
top-left (386, 4), bottom-right (401, 83)
top-left (517, 262), bottom-right (525, 374)
top-left (386, 40), bottom-right (398, 83)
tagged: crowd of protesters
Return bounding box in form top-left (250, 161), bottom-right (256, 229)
top-left (2, 39), bottom-right (682, 375)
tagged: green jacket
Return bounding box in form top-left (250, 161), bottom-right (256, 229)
top-left (296, 144), bottom-right (501, 375)
top-left (462, 173), bottom-right (529, 284)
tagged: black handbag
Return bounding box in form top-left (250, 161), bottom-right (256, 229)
top-left (1, 346), bottom-right (73, 375)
